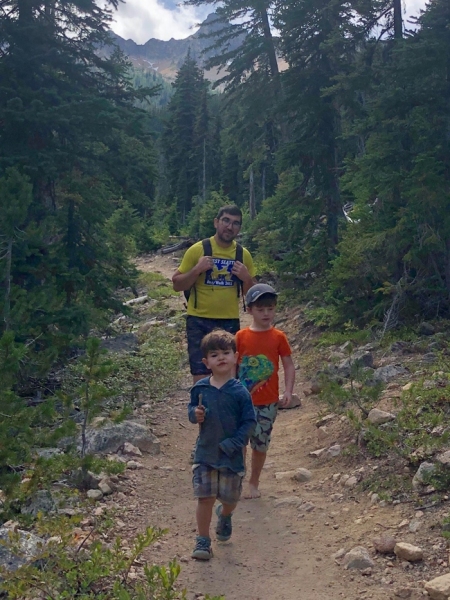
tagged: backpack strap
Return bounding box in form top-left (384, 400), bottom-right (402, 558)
top-left (190, 239), bottom-right (213, 309)
top-left (234, 243), bottom-right (246, 312)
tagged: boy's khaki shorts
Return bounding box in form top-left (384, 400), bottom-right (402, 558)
top-left (192, 464), bottom-right (243, 505)
top-left (249, 402), bottom-right (278, 453)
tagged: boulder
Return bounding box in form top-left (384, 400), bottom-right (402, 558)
top-left (327, 444), bottom-right (341, 457)
top-left (275, 470), bottom-right (297, 481)
top-left (425, 573), bottom-right (450, 600)
top-left (273, 496), bottom-right (303, 508)
top-left (373, 533), bottom-right (397, 554)
top-left (394, 542), bottom-right (423, 562)
top-left (87, 489), bottom-right (103, 500)
top-left (278, 393), bottom-right (302, 409)
top-left (0, 527), bottom-right (43, 572)
top-left (367, 408), bottom-right (396, 425)
top-left (419, 322), bottom-right (435, 336)
top-left (371, 365), bottom-right (408, 383)
top-left (342, 546), bottom-right (375, 570)
top-left (436, 451), bottom-right (450, 466)
top-left (412, 461), bottom-right (435, 489)
top-left (315, 414), bottom-right (336, 427)
top-left (336, 351), bottom-right (374, 377)
top-left (21, 490), bottom-right (56, 517)
top-left (293, 468), bottom-right (312, 482)
top-left (80, 421), bottom-right (160, 455)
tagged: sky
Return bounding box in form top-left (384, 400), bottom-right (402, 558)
top-left (111, 0), bottom-right (429, 45)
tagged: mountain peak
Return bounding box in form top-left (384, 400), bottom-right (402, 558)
top-left (105, 12), bottom-right (234, 81)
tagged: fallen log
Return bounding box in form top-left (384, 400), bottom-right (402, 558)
top-left (160, 239), bottom-right (193, 254)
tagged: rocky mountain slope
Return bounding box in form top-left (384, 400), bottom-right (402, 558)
top-left (104, 12), bottom-right (238, 81)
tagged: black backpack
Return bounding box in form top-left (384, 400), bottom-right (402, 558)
top-left (184, 238), bottom-right (245, 310)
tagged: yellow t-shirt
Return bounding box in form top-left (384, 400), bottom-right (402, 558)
top-left (178, 237), bottom-right (256, 319)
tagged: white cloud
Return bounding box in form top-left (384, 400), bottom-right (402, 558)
top-left (404, 0), bottom-right (427, 15)
top-left (112, 0), bottom-right (428, 45)
top-left (111, 0), bottom-right (209, 43)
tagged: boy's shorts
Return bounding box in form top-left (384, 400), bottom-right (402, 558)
top-left (186, 316), bottom-right (240, 375)
top-left (249, 402), bottom-right (278, 453)
top-left (192, 464), bottom-right (243, 505)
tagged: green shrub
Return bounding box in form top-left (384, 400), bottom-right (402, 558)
top-left (0, 517), bottom-right (223, 600)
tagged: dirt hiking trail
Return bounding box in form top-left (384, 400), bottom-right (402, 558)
top-left (117, 254), bottom-right (423, 600)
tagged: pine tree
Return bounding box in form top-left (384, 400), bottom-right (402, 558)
top-left (327, 0), bottom-right (450, 322)
top-left (0, 0), bottom-right (158, 361)
top-left (162, 53), bottom-right (208, 222)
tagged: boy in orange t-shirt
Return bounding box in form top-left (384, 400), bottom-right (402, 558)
top-left (235, 284), bottom-right (295, 499)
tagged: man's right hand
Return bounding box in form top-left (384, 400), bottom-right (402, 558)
top-left (196, 255), bottom-right (214, 274)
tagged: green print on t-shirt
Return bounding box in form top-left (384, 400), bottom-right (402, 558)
top-left (239, 354), bottom-right (274, 394)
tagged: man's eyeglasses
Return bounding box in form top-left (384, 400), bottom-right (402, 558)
top-left (220, 217), bottom-right (241, 229)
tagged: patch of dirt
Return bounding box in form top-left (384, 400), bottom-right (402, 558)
top-left (105, 253), bottom-right (448, 600)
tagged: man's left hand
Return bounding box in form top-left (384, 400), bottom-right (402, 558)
top-left (231, 261), bottom-right (250, 280)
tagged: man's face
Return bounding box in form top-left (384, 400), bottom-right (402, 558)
top-left (214, 212), bottom-right (242, 244)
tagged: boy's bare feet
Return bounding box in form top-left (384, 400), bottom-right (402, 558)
top-left (243, 483), bottom-right (261, 499)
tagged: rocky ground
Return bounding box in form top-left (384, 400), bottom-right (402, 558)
top-left (90, 253), bottom-right (449, 600)
top-left (3, 252), bottom-right (450, 600)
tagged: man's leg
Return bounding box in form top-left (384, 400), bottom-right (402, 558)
top-left (186, 316), bottom-right (212, 385)
top-left (186, 317), bottom-right (240, 385)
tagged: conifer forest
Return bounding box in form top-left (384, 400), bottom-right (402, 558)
top-left (0, 0), bottom-right (449, 487)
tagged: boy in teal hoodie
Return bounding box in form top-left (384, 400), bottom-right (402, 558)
top-left (188, 330), bottom-right (255, 560)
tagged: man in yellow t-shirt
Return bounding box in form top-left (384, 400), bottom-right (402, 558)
top-left (172, 205), bottom-right (256, 383)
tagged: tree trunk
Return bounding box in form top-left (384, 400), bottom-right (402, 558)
top-left (258, 5), bottom-right (280, 82)
top-left (249, 167), bottom-right (256, 219)
top-left (393, 0), bottom-right (403, 39)
top-left (202, 138), bottom-right (206, 204)
top-left (3, 238), bottom-right (13, 331)
top-left (261, 166), bottom-right (266, 202)
top-left (445, 239), bottom-right (450, 298)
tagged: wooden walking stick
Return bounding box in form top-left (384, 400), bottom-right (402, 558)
top-left (198, 393), bottom-right (203, 432)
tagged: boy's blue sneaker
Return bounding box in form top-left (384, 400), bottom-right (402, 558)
top-left (215, 504), bottom-right (232, 542)
top-left (192, 536), bottom-right (213, 560)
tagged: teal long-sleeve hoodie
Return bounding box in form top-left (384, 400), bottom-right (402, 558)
top-left (188, 377), bottom-right (256, 473)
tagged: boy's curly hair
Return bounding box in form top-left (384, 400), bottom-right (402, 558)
top-left (201, 329), bottom-right (236, 358)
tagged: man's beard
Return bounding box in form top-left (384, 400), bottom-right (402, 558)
top-left (217, 230), bottom-right (234, 244)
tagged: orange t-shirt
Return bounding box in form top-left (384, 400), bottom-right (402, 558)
top-left (236, 327), bottom-right (292, 406)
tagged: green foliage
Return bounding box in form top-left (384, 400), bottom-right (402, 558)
top-left (60, 338), bottom-right (116, 460)
top-left (0, 521), bottom-right (184, 599)
top-left (62, 327), bottom-right (182, 411)
top-left (183, 190), bottom-right (231, 240)
top-left (319, 369), bottom-right (384, 419)
top-left (162, 53), bottom-right (215, 222)
top-left (0, 332), bottom-right (33, 493)
top-left (0, 512), bottom-right (225, 599)
top-left (0, 0), bottom-right (159, 370)
top-left (137, 272), bottom-right (175, 301)
top-left (130, 66), bottom-right (174, 108)
top-left (106, 331), bottom-right (182, 404)
top-left (316, 329), bottom-right (372, 348)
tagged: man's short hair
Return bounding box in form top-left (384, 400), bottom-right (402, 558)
top-left (201, 329), bottom-right (236, 357)
top-left (216, 205), bottom-right (242, 221)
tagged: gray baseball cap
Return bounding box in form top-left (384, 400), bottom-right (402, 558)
top-left (245, 283), bottom-right (278, 305)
